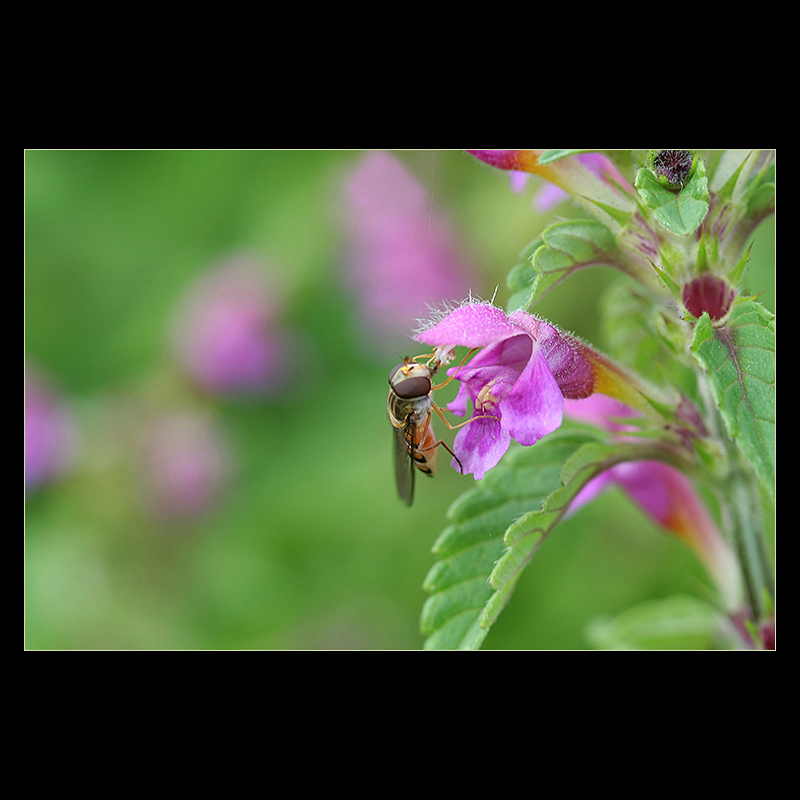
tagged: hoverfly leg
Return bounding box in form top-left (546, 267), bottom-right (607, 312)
top-left (430, 400), bottom-right (499, 431)
top-left (426, 400), bottom-right (499, 476)
top-left (420, 436), bottom-right (464, 474)
top-left (431, 347), bottom-right (480, 391)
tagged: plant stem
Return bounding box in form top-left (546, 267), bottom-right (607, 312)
top-left (695, 370), bottom-right (774, 627)
top-left (725, 467), bottom-right (774, 624)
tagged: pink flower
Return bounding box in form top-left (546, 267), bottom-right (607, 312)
top-left (171, 256), bottom-right (297, 397)
top-left (414, 301), bottom-right (672, 480)
top-left (341, 151), bottom-right (478, 351)
top-left (25, 365), bottom-right (77, 493)
top-left (415, 302), bottom-right (597, 479)
top-left (135, 411), bottom-right (232, 524)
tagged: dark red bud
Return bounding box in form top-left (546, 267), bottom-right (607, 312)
top-left (682, 273), bottom-right (734, 321)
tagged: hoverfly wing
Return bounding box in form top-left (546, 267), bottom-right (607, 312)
top-left (394, 421), bottom-right (415, 506)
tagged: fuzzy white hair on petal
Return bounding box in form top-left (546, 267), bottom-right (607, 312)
top-left (413, 291), bottom-right (501, 336)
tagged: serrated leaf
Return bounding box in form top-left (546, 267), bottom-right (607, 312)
top-left (690, 300), bottom-right (775, 497)
top-left (481, 438), bottom-right (670, 636)
top-left (421, 430), bottom-right (601, 650)
top-left (506, 262), bottom-right (535, 294)
top-left (528, 220), bottom-right (623, 304)
top-left (634, 160), bottom-right (709, 236)
top-left (421, 428), bottom-right (679, 650)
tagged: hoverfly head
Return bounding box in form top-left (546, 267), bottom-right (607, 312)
top-left (388, 361), bottom-right (433, 400)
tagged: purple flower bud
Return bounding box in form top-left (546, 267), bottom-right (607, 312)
top-left (759, 618), bottom-right (775, 650)
top-left (652, 149), bottom-right (695, 191)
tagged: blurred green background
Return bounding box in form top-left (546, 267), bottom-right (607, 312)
top-left (24, 150), bottom-right (775, 650)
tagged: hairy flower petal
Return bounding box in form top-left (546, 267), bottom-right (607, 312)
top-left (415, 301), bottom-right (603, 478)
top-left (415, 300), bottom-right (662, 479)
top-left (512, 314), bottom-right (595, 399)
top-left (418, 301), bottom-right (520, 348)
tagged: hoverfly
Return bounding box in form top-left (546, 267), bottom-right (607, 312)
top-left (387, 345), bottom-right (480, 506)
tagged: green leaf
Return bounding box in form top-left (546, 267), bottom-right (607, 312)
top-left (585, 596), bottom-right (740, 650)
top-left (746, 172), bottom-right (776, 217)
top-left (528, 220), bottom-right (623, 305)
top-left (690, 300), bottom-right (775, 498)
top-left (421, 428), bottom-right (675, 649)
top-left (708, 149), bottom-right (753, 196)
top-left (421, 429), bottom-right (602, 650)
top-left (505, 239), bottom-right (544, 312)
top-left (634, 159), bottom-right (709, 236)
top-left (736, 154), bottom-right (775, 218)
top-left (483, 440), bottom-right (642, 634)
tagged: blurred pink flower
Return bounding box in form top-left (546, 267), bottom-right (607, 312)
top-left (25, 365), bottom-right (77, 493)
top-left (341, 151), bottom-right (479, 349)
top-left (135, 411), bottom-right (232, 523)
top-left (172, 256), bottom-right (298, 397)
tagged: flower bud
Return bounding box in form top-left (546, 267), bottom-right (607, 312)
top-left (682, 273), bottom-right (735, 321)
top-left (651, 149), bottom-right (696, 192)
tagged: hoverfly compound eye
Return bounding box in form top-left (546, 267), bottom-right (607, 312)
top-left (393, 374), bottom-right (432, 399)
top-left (389, 361), bottom-right (432, 397)
top-left (389, 361), bottom-right (433, 398)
